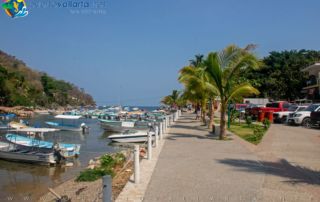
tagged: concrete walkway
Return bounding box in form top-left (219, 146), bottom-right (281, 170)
top-left (143, 113), bottom-right (320, 202)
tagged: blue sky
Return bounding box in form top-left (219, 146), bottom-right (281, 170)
top-left (0, 0), bottom-right (319, 106)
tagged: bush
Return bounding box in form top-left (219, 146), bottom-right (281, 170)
top-left (76, 152), bottom-right (126, 182)
top-left (76, 168), bottom-right (114, 182)
top-left (100, 154), bottom-right (115, 168)
top-left (245, 116), bottom-right (253, 126)
top-left (230, 109), bottom-right (240, 123)
top-left (263, 118), bottom-right (271, 129)
top-left (114, 153), bottom-right (126, 167)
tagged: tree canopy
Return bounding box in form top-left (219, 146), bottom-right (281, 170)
top-left (241, 50), bottom-right (320, 100)
top-left (0, 50), bottom-right (95, 107)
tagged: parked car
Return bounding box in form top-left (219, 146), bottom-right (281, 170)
top-left (246, 101), bottom-right (290, 119)
top-left (273, 105), bottom-right (308, 123)
top-left (310, 110), bottom-right (320, 128)
top-left (287, 104), bottom-right (320, 128)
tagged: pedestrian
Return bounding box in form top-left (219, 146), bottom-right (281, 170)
top-left (195, 106), bottom-right (201, 120)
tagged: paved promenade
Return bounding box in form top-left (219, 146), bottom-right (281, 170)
top-left (143, 113), bottom-right (320, 202)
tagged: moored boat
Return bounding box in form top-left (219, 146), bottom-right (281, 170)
top-left (99, 119), bottom-right (151, 133)
top-left (8, 121), bottom-right (28, 129)
top-left (5, 133), bottom-right (81, 158)
top-left (45, 115), bottom-right (88, 132)
top-left (108, 130), bottom-right (155, 143)
top-left (0, 141), bottom-right (56, 165)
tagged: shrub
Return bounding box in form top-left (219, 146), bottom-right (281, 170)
top-left (76, 168), bottom-right (114, 182)
top-left (230, 109), bottom-right (240, 123)
top-left (76, 152), bottom-right (126, 182)
top-left (263, 118), bottom-right (271, 129)
top-left (100, 154), bottom-right (115, 168)
top-left (245, 116), bottom-right (253, 126)
top-left (114, 153), bottom-right (126, 167)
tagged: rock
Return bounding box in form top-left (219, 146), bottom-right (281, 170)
top-left (95, 160), bottom-right (101, 166)
top-left (87, 165), bottom-right (95, 169)
top-left (88, 159), bottom-right (95, 165)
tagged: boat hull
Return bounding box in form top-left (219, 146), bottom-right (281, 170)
top-left (6, 134), bottom-right (81, 158)
top-left (99, 120), bottom-right (150, 133)
top-left (108, 131), bottom-right (155, 143)
top-left (45, 122), bottom-right (82, 132)
top-left (0, 142), bottom-right (56, 165)
top-left (109, 135), bottom-right (155, 143)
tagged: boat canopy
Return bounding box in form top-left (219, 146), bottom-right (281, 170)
top-left (54, 115), bottom-right (82, 119)
top-left (12, 127), bottom-right (60, 133)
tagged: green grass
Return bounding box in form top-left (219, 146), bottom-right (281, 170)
top-left (229, 123), bottom-right (267, 145)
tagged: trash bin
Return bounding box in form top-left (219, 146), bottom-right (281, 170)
top-left (258, 111), bottom-right (265, 122)
top-left (265, 111), bottom-right (273, 122)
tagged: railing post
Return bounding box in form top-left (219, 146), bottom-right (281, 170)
top-left (148, 132), bottom-right (152, 160)
top-left (167, 116), bottom-right (169, 127)
top-left (103, 175), bottom-right (112, 202)
top-left (134, 145), bottom-right (140, 184)
top-left (159, 122), bottom-right (163, 140)
top-left (154, 126), bottom-right (159, 147)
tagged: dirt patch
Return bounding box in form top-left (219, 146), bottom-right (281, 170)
top-left (39, 160), bottom-right (133, 202)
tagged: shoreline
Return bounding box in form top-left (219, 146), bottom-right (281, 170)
top-left (39, 150), bottom-right (134, 202)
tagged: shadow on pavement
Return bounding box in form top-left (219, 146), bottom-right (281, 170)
top-left (169, 124), bottom-right (209, 132)
top-left (166, 132), bottom-right (212, 140)
top-left (217, 158), bottom-right (320, 185)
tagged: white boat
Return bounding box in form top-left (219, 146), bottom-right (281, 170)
top-left (0, 141), bottom-right (56, 165)
top-left (6, 129), bottom-right (81, 158)
top-left (108, 130), bottom-right (155, 143)
top-left (99, 119), bottom-right (151, 133)
top-left (8, 121), bottom-right (28, 129)
top-left (45, 115), bottom-right (88, 132)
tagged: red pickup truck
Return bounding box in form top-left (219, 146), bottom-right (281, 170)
top-left (246, 101), bottom-right (290, 119)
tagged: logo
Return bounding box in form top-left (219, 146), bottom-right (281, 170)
top-left (2, 0), bottom-right (28, 18)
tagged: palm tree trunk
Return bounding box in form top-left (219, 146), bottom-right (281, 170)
top-left (220, 103), bottom-right (227, 140)
top-left (208, 99), bottom-right (215, 133)
top-left (201, 100), bottom-right (207, 125)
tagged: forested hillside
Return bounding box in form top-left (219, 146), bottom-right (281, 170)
top-left (0, 50), bottom-right (95, 107)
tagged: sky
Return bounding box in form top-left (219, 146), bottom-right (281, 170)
top-left (0, 0), bottom-right (319, 106)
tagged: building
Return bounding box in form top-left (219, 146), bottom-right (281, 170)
top-left (301, 63), bottom-right (320, 102)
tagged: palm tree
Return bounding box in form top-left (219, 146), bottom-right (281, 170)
top-left (161, 90), bottom-right (182, 107)
top-left (189, 54), bottom-right (204, 67)
top-left (179, 64), bottom-right (218, 125)
top-left (205, 45), bottom-right (260, 139)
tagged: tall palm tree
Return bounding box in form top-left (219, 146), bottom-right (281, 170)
top-left (205, 45), bottom-right (260, 139)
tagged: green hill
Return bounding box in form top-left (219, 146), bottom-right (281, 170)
top-left (0, 50), bottom-right (95, 107)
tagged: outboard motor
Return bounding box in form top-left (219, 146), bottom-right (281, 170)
top-left (53, 144), bottom-right (65, 164)
top-left (81, 123), bottom-right (88, 133)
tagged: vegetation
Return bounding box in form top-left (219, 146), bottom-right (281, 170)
top-left (229, 123), bottom-right (267, 145)
top-left (161, 90), bottom-right (185, 108)
top-left (164, 47), bottom-right (320, 143)
top-left (76, 153), bottom-right (126, 182)
top-left (0, 50), bottom-right (95, 107)
top-left (241, 50), bottom-right (320, 100)
top-left (179, 55), bottom-right (217, 127)
top-left (172, 45), bottom-right (260, 139)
